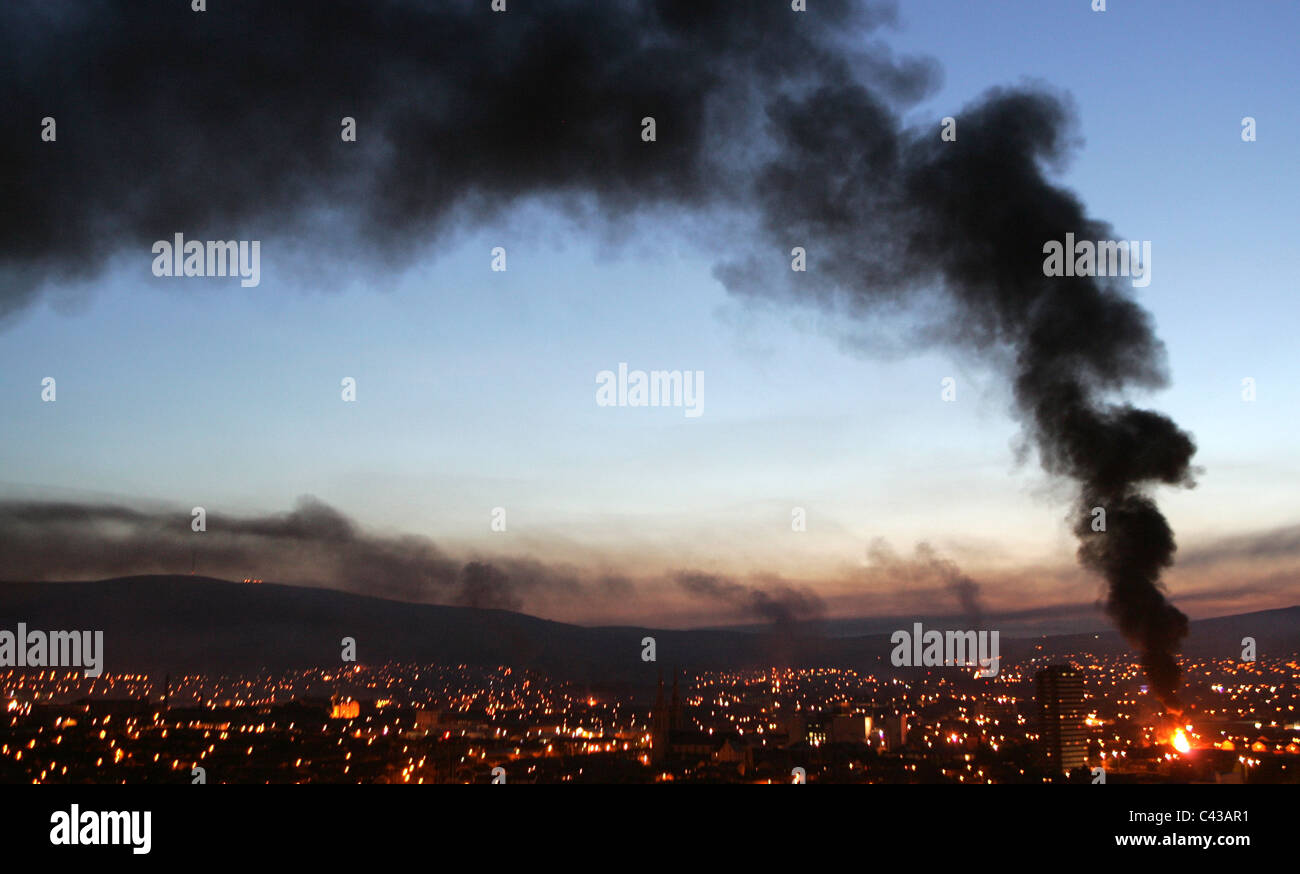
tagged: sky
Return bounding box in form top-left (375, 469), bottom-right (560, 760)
top-left (1, 0), bottom-right (1297, 628)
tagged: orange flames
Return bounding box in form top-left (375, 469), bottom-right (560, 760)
top-left (1171, 727), bottom-right (1191, 754)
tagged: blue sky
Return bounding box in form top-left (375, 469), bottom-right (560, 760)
top-left (2, 0), bottom-right (1297, 624)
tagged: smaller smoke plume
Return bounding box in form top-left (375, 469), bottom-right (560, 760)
top-left (457, 561), bottom-right (519, 611)
top-left (865, 539), bottom-right (985, 623)
top-left (675, 570), bottom-right (825, 632)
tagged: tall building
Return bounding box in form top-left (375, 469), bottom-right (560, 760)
top-left (1036, 665), bottom-right (1087, 773)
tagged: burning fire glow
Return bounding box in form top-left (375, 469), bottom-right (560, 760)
top-left (1171, 728), bottom-right (1191, 754)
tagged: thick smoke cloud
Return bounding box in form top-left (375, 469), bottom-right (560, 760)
top-left (0, 0), bottom-right (922, 318)
top-left (3, 0), bottom-right (1196, 701)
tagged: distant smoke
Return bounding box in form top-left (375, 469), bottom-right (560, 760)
top-left (3, 0), bottom-right (1195, 701)
top-left (865, 540), bottom-right (984, 624)
top-left (0, 496), bottom-right (568, 610)
top-left (675, 571), bottom-right (825, 632)
top-left (457, 561), bottom-right (519, 611)
top-left (918, 542), bottom-right (984, 625)
top-left (1178, 523), bottom-right (1300, 568)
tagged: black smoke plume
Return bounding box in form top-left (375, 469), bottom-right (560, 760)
top-left (753, 89), bottom-right (1198, 703)
top-left (2, 0), bottom-right (1195, 701)
top-left (1, 0), bottom-right (916, 317)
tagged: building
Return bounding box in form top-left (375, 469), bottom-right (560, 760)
top-left (829, 712), bottom-right (871, 744)
top-left (1036, 665), bottom-right (1087, 773)
top-left (650, 668), bottom-right (686, 764)
top-left (649, 668), bottom-right (723, 768)
top-left (871, 711), bottom-right (909, 750)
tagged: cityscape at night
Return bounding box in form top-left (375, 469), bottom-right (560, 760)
top-left (3, 650), bottom-right (1297, 784)
top-left (1, 0), bottom-right (1295, 856)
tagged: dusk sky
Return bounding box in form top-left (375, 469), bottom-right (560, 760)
top-left (2, 0), bottom-right (1297, 627)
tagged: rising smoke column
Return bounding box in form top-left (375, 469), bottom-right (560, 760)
top-left (911, 102), bottom-right (1199, 707)
top-left (1, 0), bottom-right (1196, 702)
top-left (732, 87), bottom-right (1197, 705)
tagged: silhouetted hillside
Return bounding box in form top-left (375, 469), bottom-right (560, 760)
top-left (0, 576), bottom-right (1294, 684)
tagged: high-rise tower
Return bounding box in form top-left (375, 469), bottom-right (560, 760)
top-left (1036, 665), bottom-right (1087, 773)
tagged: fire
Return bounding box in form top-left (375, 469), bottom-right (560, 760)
top-left (1171, 727), bottom-right (1191, 754)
